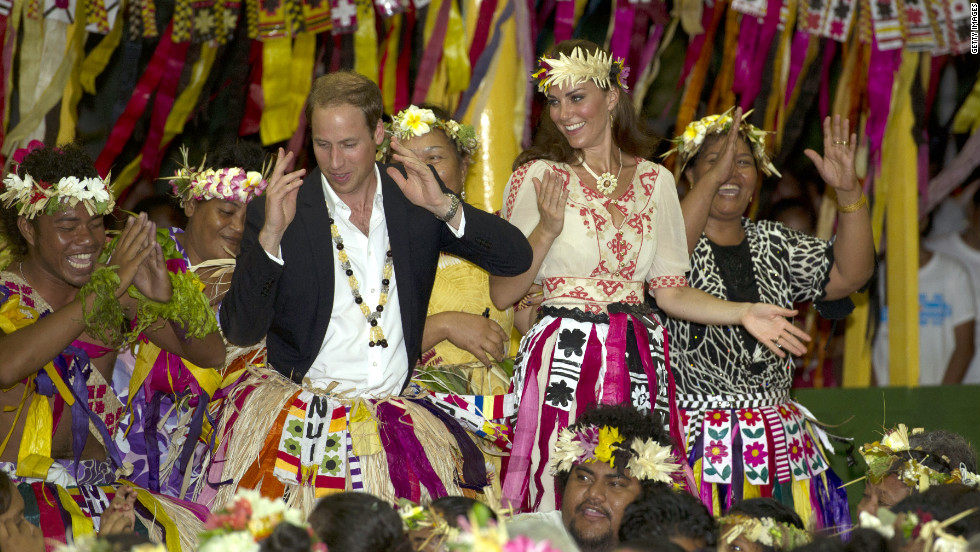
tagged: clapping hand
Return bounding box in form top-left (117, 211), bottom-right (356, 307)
top-left (0, 518), bottom-right (44, 552)
top-left (99, 485), bottom-right (137, 536)
top-left (111, 213), bottom-right (156, 298)
top-left (534, 170), bottom-right (567, 239)
top-left (804, 115), bottom-right (860, 196)
top-left (132, 231), bottom-right (172, 303)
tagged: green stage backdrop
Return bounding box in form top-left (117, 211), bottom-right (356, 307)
top-left (793, 385), bottom-right (980, 520)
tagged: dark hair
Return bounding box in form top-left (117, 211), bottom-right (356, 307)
top-left (555, 404), bottom-right (675, 501)
top-left (0, 470), bottom-right (12, 516)
top-left (726, 498), bottom-right (805, 531)
top-left (791, 529), bottom-right (889, 552)
top-left (0, 143), bottom-right (100, 259)
top-left (99, 533), bottom-right (157, 551)
top-left (513, 39), bottom-right (659, 170)
top-left (881, 430), bottom-right (977, 485)
top-left (763, 197), bottom-right (817, 234)
top-left (616, 538), bottom-right (689, 552)
top-left (308, 492), bottom-right (411, 552)
top-left (259, 522), bottom-right (315, 552)
top-left (618, 488), bottom-right (718, 547)
top-left (681, 132), bottom-right (760, 182)
top-left (430, 496), bottom-right (496, 528)
top-left (891, 483), bottom-right (980, 539)
top-left (381, 103), bottom-right (468, 164)
top-left (306, 71), bottom-right (383, 130)
top-left (207, 141), bottom-right (269, 173)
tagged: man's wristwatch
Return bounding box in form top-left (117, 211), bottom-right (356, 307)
top-left (435, 192), bottom-right (461, 222)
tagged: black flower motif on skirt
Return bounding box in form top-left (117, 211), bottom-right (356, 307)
top-left (556, 328), bottom-right (587, 358)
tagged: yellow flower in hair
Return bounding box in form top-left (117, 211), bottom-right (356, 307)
top-left (595, 426), bottom-right (625, 467)
top-left (397, 105), bottom-right (437, 137)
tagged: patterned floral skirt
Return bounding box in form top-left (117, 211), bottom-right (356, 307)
top-left (501, 305), bottom-right (674, 513)
top-left (674, 390), bottom-right (851, 531)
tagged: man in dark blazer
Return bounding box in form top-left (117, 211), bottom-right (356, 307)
top-left (219, 71), bottom-right (532, 395)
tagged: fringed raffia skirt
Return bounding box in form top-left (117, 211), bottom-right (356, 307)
top-left (201, 367), bottom-right (501, 518)
top-left (501, 306), bottom-right (675, 513)
top-left (10, 477), bottom-right (207, 551)
top-left (674, 390), bottom-right (851, 532)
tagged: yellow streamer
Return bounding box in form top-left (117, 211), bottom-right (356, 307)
top-left (349, 400), bottom-right (382, 456)
top-left (882, 51), bottom-right (921, 387)
top-left (163, 44), bottom-right (218, 139)
top-left (109, 156), bottom-right (143, 199)
top-left (58, 0), bottom-right (90, 144)
top-left (57, 485), bottom-right (96, 538)
top-left (289, 33), bottom-right (316, 128)
top-left (792, 478), bottom-right (813, 531)
top-left (80, 9), bottom-right (126, 94)
top-left (354, 0), bottom-right (379, 82)
top-left (951, 75), bottom-right (980, 135)
top-left (260, 37), bottom-right (295, 144)
top-left (16, 394), bottom-right (54, 479)
top-left (443, 0), bottom-right (470, 95)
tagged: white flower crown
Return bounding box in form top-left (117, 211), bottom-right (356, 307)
top-left (549, 424), bottom-right (680, 484)
top-left (1, 172), bottom-right (114, 219)
top-left (380, 105), bottom-right (480, 159)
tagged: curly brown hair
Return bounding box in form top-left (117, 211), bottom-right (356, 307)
top-left (0, 143), bottom-right (100, 260)
top-left (513, 39), bottom-right (659, 170)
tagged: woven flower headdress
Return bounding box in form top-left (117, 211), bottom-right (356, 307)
top-left (860, 508), bottom-right (978, 552)
top-left (532, 46), bottom-right (629, 93)
top-left (198, 490), bottom-right (327, 552)
top-left (718, 515), bottom-right (811, 551)
top-left (1, 141), bottom-right (114, 219)
top-left (858, 424), bottom-right (979, 492)
top-left (380, 105), bottom-right (480, 160)
top-left (664, 108), bottom-right (781, 179)
top-left (168, 145), bottom-right (269, 208)
top-left (550, 424), bottom-right (681, 484)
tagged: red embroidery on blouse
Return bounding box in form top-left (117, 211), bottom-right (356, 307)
top-left (648, 275), bottom-right (687, 289)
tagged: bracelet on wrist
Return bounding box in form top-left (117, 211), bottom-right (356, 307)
top-left (435, 192), bottom-right (461, 222)
top-left (837, 193), bottom-right (867, 213)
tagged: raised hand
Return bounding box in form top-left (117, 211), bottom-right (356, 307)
top-left (387, 138), bottom-right (455, 217)
top-left (131, 225), bottom-right (172, 303)
top-left (259, 148), bottom-right (307, 255)
top-left (804, 115), bottom-right (860, 196)
top-left (697, 107), bottom-right (743, 190)
top-left (111, 213), bottom-right (155, 298)
top-left (740, 303), bottom-right (811, 358)
top-left (534, 170), bottom-right (567, 239)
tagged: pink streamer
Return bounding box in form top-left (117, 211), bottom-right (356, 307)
top-left (553, 0), bottom-right (575, 42)
top-left (602, 313), bottom-right (629, 404)
top-left (865, 40), bottom-right (902, 163)
top-left (575, 327), bottom-right (603, 418)
top-left (610, 5), bottom-right (636, 63)
top-left (733, 0), bottom-right (780, 109)
top-left (784, 30), bottom-right (811, 109)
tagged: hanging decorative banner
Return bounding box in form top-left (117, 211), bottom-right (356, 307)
top-left (609, 0), bottom-right (636, 64)
top-left (928, 0), bottom-right (950, 53)
top-left (871, 0), bottom-right (904, 50)
top-left (0, 0), bottom-right (11, 16)
top-left (172, 0), bottom-right (194, 41)
top-left (258, 0), bottom-right (290, 38)
top-left (375, 0), bottom-right (404, 18)
top-left (140, 0), bottom-right (159, 37)
top-left (902, 0), bottom-right (935, 50)
top-left (731, 0), bottom-right (766, 19)
top-left (85, 0), bottom-right (111, 33)
top-left (330, 0), bottom-right (358, 33)
top-left (43, 0), bottom-right (74, 22)
top-left (817, 0), bottom-right (855, 41)
top-left (797, 0), bottom-right (828, 34)
top-left (776, 0), bottom-right (792, 29)
top-left (732, 0), bottom-right (780, 109)
top-left (943, 0), bottom-right (971, 54)
top-left (302, 0), bottom-right (332, 34)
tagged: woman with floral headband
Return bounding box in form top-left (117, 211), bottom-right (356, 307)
top-left (116, 141), bottom-right (270, 501)
top-left (717, 498), bottom-right (811, 552)
top-left (857, 425), bottom-right (978, 518)
top-left (493, 39), bottom-right (810, 513)
top-left (381, 104), bottom-right (513, 370)
top-left (662, 111), bottom-right (875, 528)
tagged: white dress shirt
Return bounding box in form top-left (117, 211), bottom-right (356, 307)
top-left (267, 165), bottom-right (465, 397)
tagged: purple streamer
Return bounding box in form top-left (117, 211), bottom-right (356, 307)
top-left (414, 398), bottom-right (488, 490)
top-left (376, 401), bottom-right (448, 499)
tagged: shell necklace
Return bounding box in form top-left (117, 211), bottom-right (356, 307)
top-left (327, 203), bottom-right (394, 348)
top-left (579, 148), bottom-right (623, 196)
